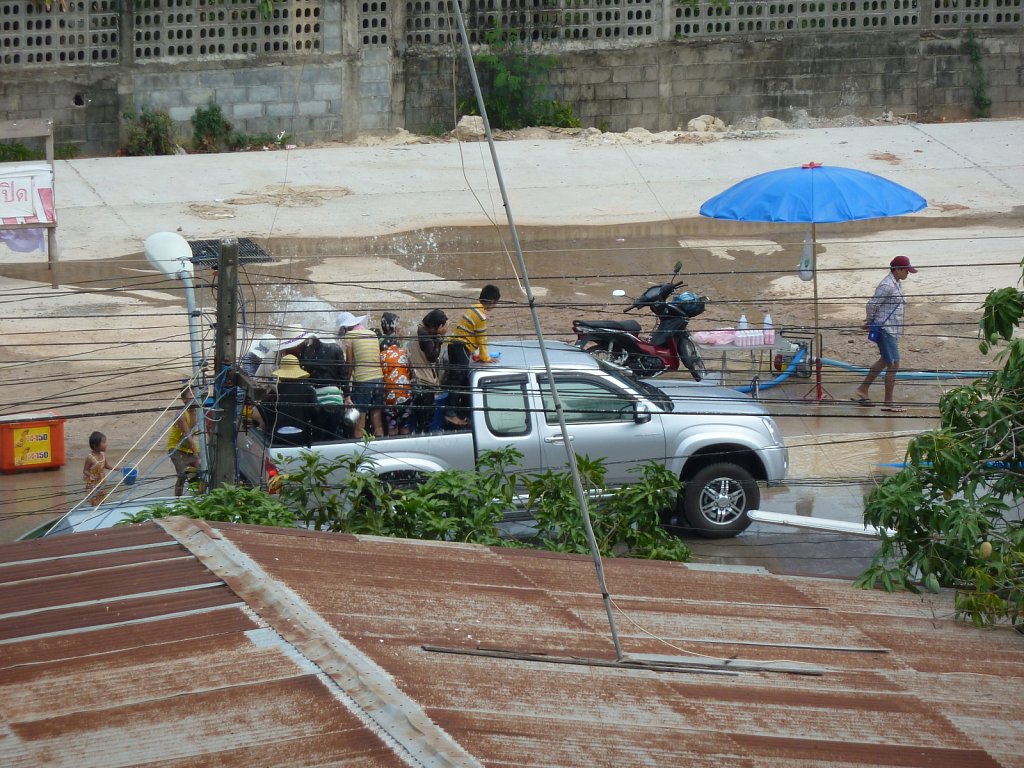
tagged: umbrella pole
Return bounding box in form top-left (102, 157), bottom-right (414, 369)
top-left (804, 223), bottom-right (833, 401)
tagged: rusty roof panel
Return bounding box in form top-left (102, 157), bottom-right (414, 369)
top-left (211, 526), bottom-right (1022, 768)
top-left (10, 676), bottom-right (406, 768)
top-left (0, 523), bottom-right (173, 563)
top-left (840, 612), bottom-right (1024, 678)
top-left (382, 648), bottom-right (981, 750)
top-left (0, 554), bottom-right (218, 615)
top-left (0, 539), bottom-right (187, 581)
top-left (893, 672), bottom-right (1024, 768)
top-left (0, 523), bottom-right (429, 766)
top-left (6, 633), bottom-right (333, 722)
top-left (4, 522), bottom-right (1021, 767)
top-left (1, 606), bottom-right (258, 669)
top-left (0, 584), bottom-right (241, 643)
top-left (729, 734), bottom-right (1002, 767)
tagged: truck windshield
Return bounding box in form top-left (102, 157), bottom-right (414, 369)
top-left (594, 360), bottom-right (673, 412)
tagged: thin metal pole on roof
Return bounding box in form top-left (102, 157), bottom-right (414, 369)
top-left (450, 2), bottom-right (624, 661)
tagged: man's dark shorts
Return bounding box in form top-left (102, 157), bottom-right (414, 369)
top-left (875, 328), bottom-right (900, 365)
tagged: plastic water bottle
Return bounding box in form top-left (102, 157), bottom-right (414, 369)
top-left (763, 312), bottom-right (774, 345)
top-left (738, 313), bottom-right (748, 330)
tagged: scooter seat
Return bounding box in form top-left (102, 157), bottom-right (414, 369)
top-left (575, 319), bottom-right (643, 333)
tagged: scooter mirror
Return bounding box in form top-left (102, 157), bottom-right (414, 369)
top-left (612, 289), bottom-right (626, 297)
top-left (673, 260), bottom-right (683, 275)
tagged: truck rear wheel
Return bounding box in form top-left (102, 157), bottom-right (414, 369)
top-left (679, 463), bottom-right (757, 538)
top-left (379, 470), bottom-right (427, 494)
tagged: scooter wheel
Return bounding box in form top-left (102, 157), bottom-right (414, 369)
top-left (583, 342), bottom-right (629, 367)
top-left (680, 337), bottom-right (706, 382)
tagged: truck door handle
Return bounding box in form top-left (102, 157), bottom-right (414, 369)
top-left (544, 435), bottom-right (574, 443)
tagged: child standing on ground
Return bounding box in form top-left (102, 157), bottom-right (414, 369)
top-left (83, 431), bottom-right (113, 506)
top-left (168, 384), bottom-right (201, 496)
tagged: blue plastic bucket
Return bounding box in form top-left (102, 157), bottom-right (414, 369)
top-left (121, 466), bottom-right (138, 486)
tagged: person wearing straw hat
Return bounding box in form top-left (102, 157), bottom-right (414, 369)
top-left (261, 354), bottom-right (320, 446)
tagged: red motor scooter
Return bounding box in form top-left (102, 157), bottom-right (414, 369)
top-left (572, 262), bottom-right (708, 381)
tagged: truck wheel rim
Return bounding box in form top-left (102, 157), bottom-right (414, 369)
top-left (698, 478), bottom-right (746, 524)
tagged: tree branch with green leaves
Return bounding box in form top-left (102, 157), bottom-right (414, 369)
top-left (856, 257), bottom-right (1024, 631)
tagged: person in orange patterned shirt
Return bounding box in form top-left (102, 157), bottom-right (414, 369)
top-left (379, 312), bottom-right (413, 436)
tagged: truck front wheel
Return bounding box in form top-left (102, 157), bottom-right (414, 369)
top-left (679, 463), bottom-right (757, 538)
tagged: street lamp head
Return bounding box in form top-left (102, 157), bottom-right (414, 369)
top-left (144, 231), bottom-right (194, 278)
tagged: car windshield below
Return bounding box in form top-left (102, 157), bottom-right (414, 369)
top-left (594, 361), bottom-right (673, 411)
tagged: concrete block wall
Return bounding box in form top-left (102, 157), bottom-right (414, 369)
top-left (0, 68), bottom-right (121, 154)
top-left (1, 1), bottom-right (1021, 156)
top-left (402, 31), bottom-right (1024, 134)
top-left (129, 62), bottom-right (346, 146)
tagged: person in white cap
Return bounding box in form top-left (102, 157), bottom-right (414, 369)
top-left (239, 333), bottom-right (278, 379)
top-left (852, 255), bottom-right (918, 412)
top-left (338, 311), bottom-right (384, 438)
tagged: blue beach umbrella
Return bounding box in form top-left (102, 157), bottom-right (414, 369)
top-left (699, 162), bottom-right (927, 398)
top-left (699, 162), bottom-right (927, 224)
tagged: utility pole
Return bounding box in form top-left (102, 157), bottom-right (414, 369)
top-left (209, 239), bottom-right (238, 489)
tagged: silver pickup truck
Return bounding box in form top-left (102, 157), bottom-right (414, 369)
top-left (238, 340), bottom-right (788, 538)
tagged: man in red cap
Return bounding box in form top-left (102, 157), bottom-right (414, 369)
top-left (851, 255), bottom-right (918, 412)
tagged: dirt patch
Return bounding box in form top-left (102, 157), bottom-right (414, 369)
top-left (188, 203), bottom-right (237, 220)
top-left (869, 152), bottom-right (902, 164)
top-left (224, 184), bottom-right (352, 208)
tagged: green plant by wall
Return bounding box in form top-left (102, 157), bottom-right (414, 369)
top-left (31, 0), bottom-right (280, 19)
top-left (192, 102), bottom-right (233, 152)
top-left (122, 107), bottom-right (176, 156)
top-left (966, 27), bottom-right (992, 118)
top-left (228, 131), bottom-right (289, 151)
top-left (465, 30), bottom-right (581, 130)
top-left (0, 142), bottom-right (80, 162)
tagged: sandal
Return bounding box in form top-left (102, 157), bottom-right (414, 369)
top-left (849, 396), bottom-right (873, 406)
top-left (880, 405), bottom-right (907, 413)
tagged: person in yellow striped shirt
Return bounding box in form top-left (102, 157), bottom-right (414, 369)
top-left (447, 284), bottom-right (501, 424)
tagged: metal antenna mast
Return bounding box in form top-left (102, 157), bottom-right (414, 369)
top-left (450, 2), bottom-right (624, 660)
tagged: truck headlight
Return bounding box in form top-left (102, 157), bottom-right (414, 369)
top-left (762, 417), bottom-right (783, 446)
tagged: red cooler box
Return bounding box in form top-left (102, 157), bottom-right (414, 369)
top-left (0, 411), bottom-right (66, 473)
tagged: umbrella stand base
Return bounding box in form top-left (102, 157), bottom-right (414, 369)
top-left (802, 357), bottom-right (834, 402)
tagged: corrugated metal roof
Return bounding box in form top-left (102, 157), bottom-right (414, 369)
top-left (0, 522), bottom-right (409, 767)
top-left (2, 519), bottom-right (1022, 767)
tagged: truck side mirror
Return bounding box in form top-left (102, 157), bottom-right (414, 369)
top-left (634, 403), bottom-right (651, 424)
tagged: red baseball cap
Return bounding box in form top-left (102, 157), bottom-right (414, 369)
top-left (890, 255), bottom-right (918, 273)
